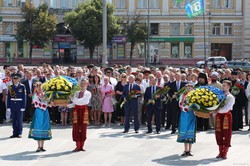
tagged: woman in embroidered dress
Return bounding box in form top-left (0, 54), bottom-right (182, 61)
top-left (101, 77), bottom-right (114, 127)
top-left (92, 75), bottom-right (102, 125)
top-left (177, 83), bottom-right (196, 157)
top-left (28, 82), bottom-right (52, 152)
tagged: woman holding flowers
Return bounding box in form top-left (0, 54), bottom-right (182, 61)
top-left (177, 83), bottom-right (196, 156)
top-left (101, 77), bottom-right (114, 127)
top-left (115, 73), bottom-right (127, 125)
top-left (28, 82), bottom-right (52, 152)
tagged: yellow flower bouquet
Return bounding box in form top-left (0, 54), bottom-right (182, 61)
top-left (186, 86), bottom-right (226, 118)
top-left (42, 76), bottom-right (79, 106)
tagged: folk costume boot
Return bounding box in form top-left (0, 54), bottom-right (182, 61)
top-left (222, 147), bottom-right (229, 159)
top-left (73, 142), bottom-right (81, 152)
top-left (216, 145), bottom-right (223, 158)
top-left (80, 142), bottom-right (86, 151)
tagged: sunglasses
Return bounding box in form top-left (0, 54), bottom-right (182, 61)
top-left (106, 72), bottom-right (111, 73)
top-left (121, 76), bottom-right (126, 78)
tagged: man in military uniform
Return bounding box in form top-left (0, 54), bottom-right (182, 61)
top-left (7, 73), bottom-right (26, 138)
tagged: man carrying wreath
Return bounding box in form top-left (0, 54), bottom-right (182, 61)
top-left (212, 80), bottom-right (235, 159)
top-left (122, 75), bottom-right (141, 133)
top-left (70, 78), bottom-right (91, 152)
top-left (144, 76), bottom-right (161, 134)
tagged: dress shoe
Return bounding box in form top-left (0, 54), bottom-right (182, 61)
top-left (171, 130), bottom-right (176, 134)
top-left (186, 151), bottom-right (193, 156)
top-left (40, 147), bottom-right (46, 152)
top-left (10, 135), bottom-right (17, 138)
top-left (17, 135), bottom-right (22, 138)
top-left (181, 151), bottom-right (187, 156)
top-left (146, 131), bottom-right (152, 134)
top-left (72, 148), bottom-right (81, 152)
top-left (156, 131), bottom-right (160, 134)
top-left (135, 130), bottom-right (139, 133)
top-left (36, 148), bottom-right (41, 152)
top-left (80, 148), bottom-right (86, 151)
top-left (123, 130), bottom-right (128, 133)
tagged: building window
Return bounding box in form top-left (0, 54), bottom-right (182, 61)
top-left (224, 0), bottom-right (232, 8)
top-left (18, 40), bottom-right (24, 57)
top-left (72, 0), bottom-right (77, 8)
top-left (138, 0), bottom-right (147, 8)
top-left (212, 23), bottom-right (220, 35)
top-left (4, 22), bottom-right (14, 34)
top-left (150, 0), bottom-right (159, 9)
top-left (212, 0), bottom-right (221, 8)
top-left (172, 0), bottom-right (181, 8)
top-left (60, 0), bottom-right (68, 8)
top-left (184, 43), bottom-right (192, 58)
top-left (116, 0), bottom-right (126, 9)
top-left (171, 43), bottom-right (179, 58)
top-left (138, 0), bottom-right (159, 9)
top-left (184, 23), bottom-right (193, 35)
top-left (3, 0), bottom-right (13, 6)
top-left (170, 23), bottom-right (180, 35)
top-left (151, 23), bottom-right (159, 35)
top-left (5, 43), bottom-right (11, 58)
top-left (224, 23), bottom-right (232, 35)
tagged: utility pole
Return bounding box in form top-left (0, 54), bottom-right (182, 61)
top-left (147, 0), bottom-right (150, 67)
top-left (102, 0), bottom-right (108, 67)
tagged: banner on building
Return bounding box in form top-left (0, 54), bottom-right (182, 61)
top-left (185, 0), bottom-right (204, 18)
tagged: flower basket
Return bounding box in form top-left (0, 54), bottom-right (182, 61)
top-left (53, 99), bottom-right (68, 107)
top-left (194, 111), bottom-right (211, 119)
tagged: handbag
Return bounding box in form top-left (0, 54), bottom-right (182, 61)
top-left (110, 96), bottom-right (118, 106)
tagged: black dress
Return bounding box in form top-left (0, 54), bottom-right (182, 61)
top-left (115, 81), bottom-right (125, 117)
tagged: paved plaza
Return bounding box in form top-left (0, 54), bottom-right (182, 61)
top-left (0, 123), bottom-right (249, 166)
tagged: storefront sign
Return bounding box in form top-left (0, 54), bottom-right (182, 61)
top-left (53, 36), bottom-right (76, 42)
top-left (0, 35), bottom-right (16, 42)
top-left (112, 36), bottom-right (126, 43)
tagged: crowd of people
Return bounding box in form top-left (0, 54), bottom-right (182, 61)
top-left (0, 63), bottom-right (249, 156)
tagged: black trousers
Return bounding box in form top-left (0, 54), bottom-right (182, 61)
top-left (147, 108), bottom-right (161, 132)
top-left (170, 100), bottom-right (180, 132)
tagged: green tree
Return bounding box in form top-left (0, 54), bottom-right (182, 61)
top-left (16, 2), bottom-right (57, 64)
top-left (64, 0), bottom-right (120, 63)
top-left (122, 14), bottom-right (147, 66)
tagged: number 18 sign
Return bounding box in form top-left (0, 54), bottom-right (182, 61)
top-left (185, 0), bottom-right (204, 18)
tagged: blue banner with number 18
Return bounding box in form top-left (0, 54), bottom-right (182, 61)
top-left (185, 0), bottom-right (204, 18)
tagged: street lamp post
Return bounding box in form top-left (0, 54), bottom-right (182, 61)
top-left (146, 0), bottom-right (150, 67)
top-left (203, 0), bottom-right (206, 62)
top-left (102, 0), bottom-right (108, 67)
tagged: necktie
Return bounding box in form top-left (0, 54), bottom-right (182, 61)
top-left (130, 84), bottom-right (132, 92)
top-left (152, 86), bottom-right (155, 98)
top-left (78, 91), bottom-right (84, 98)
top-left (158, 79), bottom-right (161, 86)
top-left (177, 81), bottom-right (180, 91)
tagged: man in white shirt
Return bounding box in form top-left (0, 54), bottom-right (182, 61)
top-left (0, 79), bottom-right (7, 124)
top-left (213, 80), bottom-right (235, 160)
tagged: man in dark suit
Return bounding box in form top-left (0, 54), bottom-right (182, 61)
top-left (22, 70), bottom-right (34, 123)
top-left (144, 77), bottom-right (162, 134)
top-left (122, 75), bottom-right (141, 133)
top-left (168, 72), bottom-right (186, 134)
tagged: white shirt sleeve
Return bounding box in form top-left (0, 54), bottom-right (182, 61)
top-left (72, 90), bottom-right (92, 106)
top-left (218, 94), bottom-right (235, 114)
top-left (246, 83), bottom-right (250, 100)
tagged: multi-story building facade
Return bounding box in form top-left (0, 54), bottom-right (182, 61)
top-left (0, 0), bottom-right (248, 65)
top-left (112, 0), bottom-right (245, 65)
top-left (0, 0), bottom-right (86, 64)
